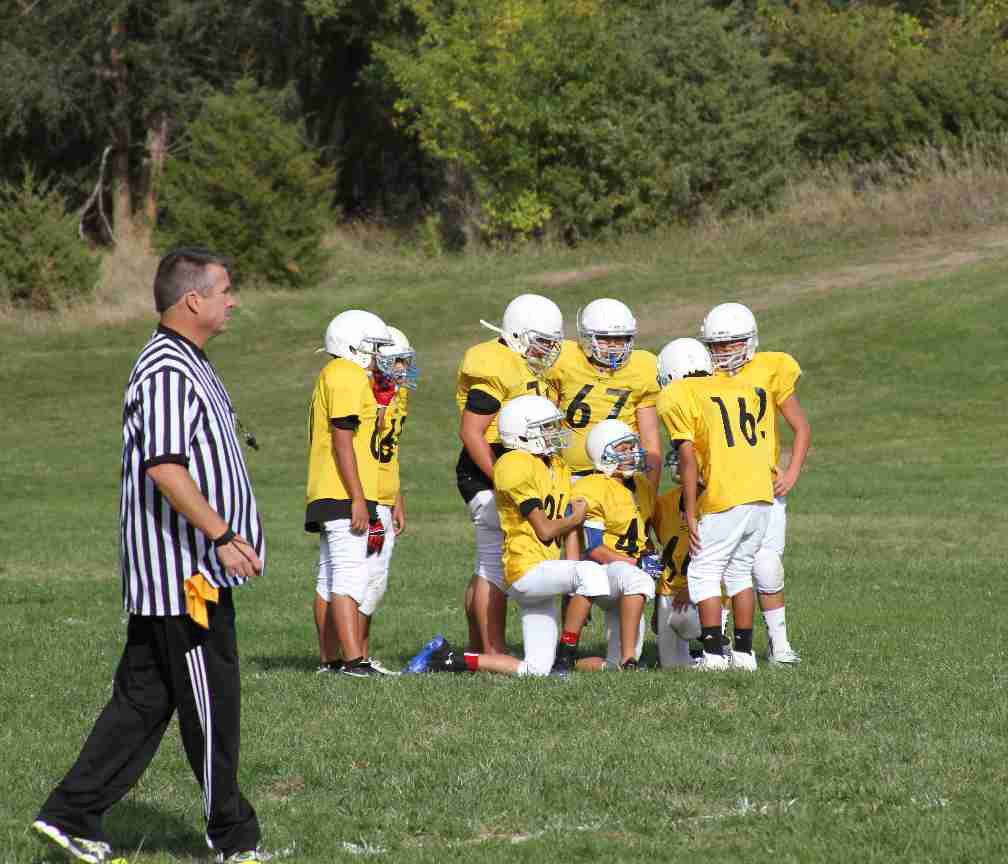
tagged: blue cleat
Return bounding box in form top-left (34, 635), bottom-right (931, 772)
top-left (405, 634), bottom-right (446, 674)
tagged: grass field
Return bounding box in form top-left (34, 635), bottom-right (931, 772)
top-left (2, 224), bottom-right (1007, 864)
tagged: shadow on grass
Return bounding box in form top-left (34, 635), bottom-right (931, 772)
top-left (246, 653), bottom-right (318, 673)
top-left (104, 799), bottom-right (205, 858)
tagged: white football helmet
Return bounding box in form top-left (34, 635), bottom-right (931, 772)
top-left (699, 302), bottom-right (758, 375)
top-left (656, 338), bottom-right (714, 387)
top-left (577, 298), bottom-right (636, 370)
top-left (322, 310), bottom-right (393, 369)
top-left (376, 325), bottom-right (419, 390)
top-left (498, 394), bottom-right (570, 455)
top-left (586, 419), bottom-right (647, 478)
top-left (481, 294), bottom-right (563, 375)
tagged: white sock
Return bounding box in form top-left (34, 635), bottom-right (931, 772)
top-left (720, 606), bottom-right (730, 634)
top-left (763, 606), bottom-right (789, 649)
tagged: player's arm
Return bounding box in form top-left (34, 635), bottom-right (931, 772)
top-left (774, 393), bottom-right (810, 497)
top-left (525, 498), bottom-right (588, 543)
top-left (636, 404), bottom-right (662, 492)
top-left (147, 463), bottom-right (262, 579)
top-left (330, 421), bottom-right (369, 534)
top-left (563, 524), bottom-right (581, 561)
top-left (586, 543), bottom-right (636, 566)
top-left (677, 441), bottom-right (701, 555)
top-left (460, 408), bottom-right (498, 479)
top-left (392, 491), bottom-right (406, 534)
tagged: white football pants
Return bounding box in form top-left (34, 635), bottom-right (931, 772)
top-left (466, 489), bottom-right (506, 591)
top-left (508, 559), bottom-right (609, 677)
top-left (688, 502), bottom-right (770, 603)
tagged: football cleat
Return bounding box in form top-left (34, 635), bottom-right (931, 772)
top-left (338, 659), bottom-right (383, 678)
top-left (694, 652), bottom-right (731, 671)
top-left (550, 644), bottom-right (576, 678)
top-left (31, 820), bottom-right (112, 864)
top-left (404, 634), bottom-right (446, 674)
top-left (730, 650), bottom-right (758, 672)
top-left (768, 642), bottom-right (801, 666)
top-left (217, 849), bottom-right (272, 863)
top-left (315, 660), bottom-right (342, 674)
top-left (427, 641), bottom-right (469, 673)
top-left (619, 658), bottom-right (641, 671)
top-left (366, 656), bottom-right (400, 676)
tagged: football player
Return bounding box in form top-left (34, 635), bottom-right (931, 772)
top-left (651, 338), bottom-right (715, 668)
top-left (545, 298), bottom-right (661, 491)
top-left (559, 419), bottom-right (658, 671)
top-left (307, 310), bottom-right (392, 678)
top-left (699, 303), bottom-right (810, 664)
top-left (429, 395), bottom-right (610, 677)
top-left (354, 325), bottom-right (418, 675)
top-left (657, 333), bottom-right (777, 670)
top-left (455, 294), bottom-right (564, 655)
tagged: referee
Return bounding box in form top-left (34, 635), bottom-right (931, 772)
top-left (33, 248), bottom-right (266, 864)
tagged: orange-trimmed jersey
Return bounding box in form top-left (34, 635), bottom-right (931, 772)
top-left (651, 487), bottom-right (690, 596)
top-left (376, 386), bottom-right (409, 506)
top-left (576, 471), bottom-right (656, 560)
top-left (657, 376), bottom-right (774, 515)
top-left (305, 358), bottom-right (380, 530)
top-left (455, 338), bottom-right (553, 444)
top-left (721, 351), bottom-right (801, 469)
top-left (545, 340), bottom-right (659, 473)
top-left (494, 450), bottom-right (572, 586)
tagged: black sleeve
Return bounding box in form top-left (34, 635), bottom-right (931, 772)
top-left (519, 498), bottom-right (543, 519)
top-left (465, 388), bottom-right (502, 415)
top-left (331, 415), bottom-right (360, 431)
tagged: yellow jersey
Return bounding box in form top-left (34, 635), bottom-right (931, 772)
top-left (305, 358), bottom-right (380, 530)
top-left (545, 340), bottom-right (659, 473)
top-left (376, 386), bottom-right (409, 506)
top-left (494, 450), bottom-right (573, 586)
top-left (720, 351), bottom-right (801, 469)
top-left (651, 487), bottom-right (690, 596)
top-left (455, 338), bottom-right (556, 502)
top-left (576, 472), bottom-right (656, 560)
top-left (657, 375), bottom-right (774, 515)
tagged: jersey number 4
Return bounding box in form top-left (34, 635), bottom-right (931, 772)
top-left (566, 385), bottom-right (632, 429)
top-left (710, 388), bottom-right (767, 447)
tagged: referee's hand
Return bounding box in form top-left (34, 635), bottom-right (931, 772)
top-left (218, 535), bottom-right (263, 581)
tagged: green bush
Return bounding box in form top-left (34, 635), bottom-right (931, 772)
top-left (761, 0), bottom-right (1008, 162)
top-left (0, 168), bottom-right (98, 309)
top-left (378, 0), bottom-right (795, 244)
top-left (155, 80), bottom-right (337, 288)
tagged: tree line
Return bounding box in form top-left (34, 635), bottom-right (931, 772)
top-left (2, 0), bottom-right (1007, 303)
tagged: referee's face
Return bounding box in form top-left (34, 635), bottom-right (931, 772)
top-left (199, 265), bottom-right (237, 339)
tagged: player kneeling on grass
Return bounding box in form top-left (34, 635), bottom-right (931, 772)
top-left (657, 337), bottom-right (776, 671)
top-left (557, 419), bottom-right (657, 672)
top-left (427, 394), bottom-right (609, 677)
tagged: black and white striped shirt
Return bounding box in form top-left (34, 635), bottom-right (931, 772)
top-left (119, 325), bottom-right (265, 615)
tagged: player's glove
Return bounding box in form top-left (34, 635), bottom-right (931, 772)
top-left (367, 518), bottom-right (385, 557)
top-left (637, 553), bottom-right (663, 581)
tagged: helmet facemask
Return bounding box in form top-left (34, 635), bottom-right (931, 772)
top-left (582, 332), bottom-right (634, 370)
top-left (597, 432), bottom-right (647, 478)
top-left (703, 335), bottom-right (756, 375)
top-left (350, 335), bottom-right (394, 370)
top-left (517, 329), bottom-right (562, 376)
top-left (518, 412), bottom-right (571, 455)
top-left (376, 347), bottom-right (419, 390)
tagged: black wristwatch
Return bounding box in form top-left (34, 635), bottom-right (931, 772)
top-left (213, 528), bottom-right (235, 548)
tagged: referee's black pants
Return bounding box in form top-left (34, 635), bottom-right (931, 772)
top-left (38, 589), bottom-right (260, 858)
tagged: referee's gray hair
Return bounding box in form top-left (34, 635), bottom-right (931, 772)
top-left (153, 247), bottom-right (233, 313)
